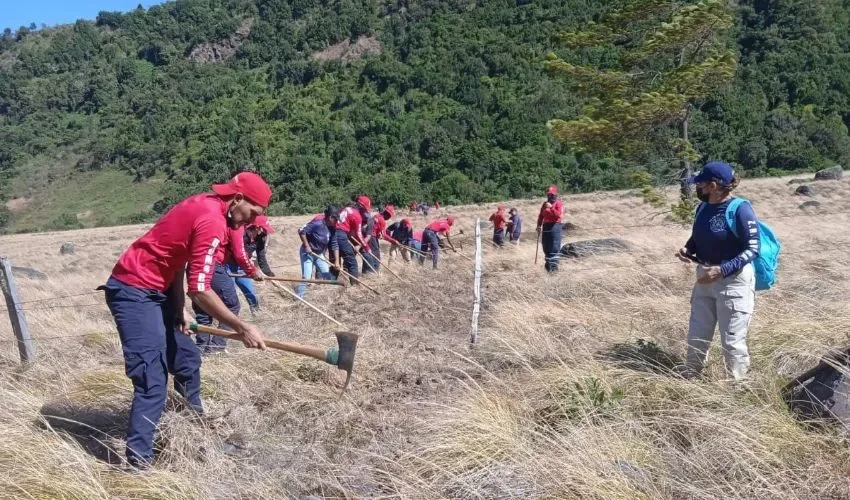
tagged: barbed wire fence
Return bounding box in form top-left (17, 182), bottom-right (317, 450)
top-left (2, 206), bottom-right (849, 363)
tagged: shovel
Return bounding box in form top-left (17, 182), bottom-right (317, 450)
top-left (189, 323), bottom-right (359, 393)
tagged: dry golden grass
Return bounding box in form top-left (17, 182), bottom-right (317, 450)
top-left (2, 175), bottom-right (850, 498)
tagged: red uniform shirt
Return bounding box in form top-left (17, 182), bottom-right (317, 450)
top-left (426, 218), bottom-right (452, 234)
top-left (336, 206), bottom-right (366, 243)
top-left (222, 226), bottom-right (256, 276)
top-left (489, 211), bottom-right (506, 229)
top-left (112, 193), bottom-right (229, 293)
top-left (372, 212), bottom-right (396, 242)
top-left (413, 230), bottom-right (424, 242)
top-left (537, 199), bottom-right (564, 226)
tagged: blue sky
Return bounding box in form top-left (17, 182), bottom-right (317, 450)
top-left (3, 0), bottom-right (164, 31)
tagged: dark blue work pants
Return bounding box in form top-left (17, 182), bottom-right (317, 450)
top-left (493, 228), bottom-right (505, 248)
top-left (334, 231), bottom-right (361, 285)
top-left (420, 229), bottom-right (440, 269)
top-left (192, 263), bottom-right (239, 353)
top-left (362, 236), bottom-right (381, 274)
top-left (541, 222), bottom-right (562, 273)
top-left (103, 276), bottom-right (203, 467)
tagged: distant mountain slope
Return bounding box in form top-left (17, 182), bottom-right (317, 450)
top-left (1, 0), bottom-right (848, 232)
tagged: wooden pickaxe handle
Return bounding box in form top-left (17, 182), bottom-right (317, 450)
top-left (190, 323), bottom-right (328, 362)
top-left (190, 323), bottom-right (360, 393)
top-left (267, 281), bottom-right (345, 327)
top-left (310, 252), bottom-right (382, 296)
top-left (229, 273), bottom-right (344, 286)
top-left (398, 243), bottom-right (427, 258)
top-left (363, 249), bottom-right (409, 283)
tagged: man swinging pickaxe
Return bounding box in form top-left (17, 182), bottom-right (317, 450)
top-left (190, 323), bottom-right (360, 393)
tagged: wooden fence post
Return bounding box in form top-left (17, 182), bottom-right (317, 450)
top-left (0, 257), bottom-right (35, 363)
top-left (470, 218), bottom-right (482, 344)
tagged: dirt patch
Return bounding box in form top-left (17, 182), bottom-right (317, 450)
top-left (188, 18), bottom-right (253, 63)
top-left (312, 36), bottom-right (381, 64)
top-left (5, 197), bottom-right (31, 212)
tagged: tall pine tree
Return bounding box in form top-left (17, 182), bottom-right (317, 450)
top-left (546, 0), bottom-right (737, 202)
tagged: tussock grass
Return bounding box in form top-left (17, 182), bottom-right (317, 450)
top-left (1, 176), bottom-right (850, 498)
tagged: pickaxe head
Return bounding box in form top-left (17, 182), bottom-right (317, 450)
top-left (324, 331), bottom-right (359, 394)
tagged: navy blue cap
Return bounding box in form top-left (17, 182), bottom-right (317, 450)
top-left (688, 161), bottom-right (735, 186)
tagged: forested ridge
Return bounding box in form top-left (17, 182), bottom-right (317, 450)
top-left (1, 0), bottom-right (849, 232)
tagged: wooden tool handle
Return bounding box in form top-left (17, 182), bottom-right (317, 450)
top-left (267, 276), bottom-right (344, 286)
top-left (309, 252), bottom-right (382, 295)
top-left (228, 273), bottom-right (343, 286)
top-left (192, 323), bottom-right (328, 362)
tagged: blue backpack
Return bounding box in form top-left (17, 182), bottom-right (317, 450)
top-left (696, 198), bottom-right (781, 291)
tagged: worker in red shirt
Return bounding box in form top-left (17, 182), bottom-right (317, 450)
top-left (420, 216), bottom-right (456, 269)
top-left (333, 195), bottom-right (371, 284)
top-left (489, 205), bottom-right (507, 248)
top-left (228, 215), bottom-right (275, 313)
top-left (101, 172), bottom-right (271, 469)
top-left (363, 204), bottom-right (398, 274)
top-left (536, 185), bottom-right (565, 273)
top-left (192, 223), bottom-right (263, 354)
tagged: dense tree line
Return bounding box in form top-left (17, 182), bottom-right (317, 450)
top-left (0, 0), bottom-right (848, 230)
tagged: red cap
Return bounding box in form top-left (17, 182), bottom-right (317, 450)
top-left (250, 215), bottom-right (275, 234)
top-left (546, 185), bottom-right (558, 195)
top-left (383, 204), bottom-right (395, 218)
top-left (212, 172), bottom-right (273, 208)
top-left (447, 216), bottom-right (456, 225)
top-left (402, 218), bottom-right (412, 228)
top-left (356, 195), bottom-right (372, 212)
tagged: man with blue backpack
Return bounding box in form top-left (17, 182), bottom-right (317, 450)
top-left (676, 161), bottom-right (781, 381)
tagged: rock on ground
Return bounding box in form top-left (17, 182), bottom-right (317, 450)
top-left (795, 185), bottom-right (814, 196)
top-left (815, 165), bottom-right (843, 181)
top-left (560, 238), bottom-right (632, 259)
top-left (786, 352), bottom-right (850, 433)
top-left (60, 242), bottom-right (75, 255)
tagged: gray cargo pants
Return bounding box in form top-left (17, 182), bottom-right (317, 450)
top-left (686, 263), bottom-right (756, 380)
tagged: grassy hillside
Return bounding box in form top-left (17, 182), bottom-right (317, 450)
top-left (2, 0), bottom-right (850, 232)
top-left (2, 176), bottom-right (850, 497)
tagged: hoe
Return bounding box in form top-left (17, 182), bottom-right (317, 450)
top-left (190, 323), bottom-right (359, 393)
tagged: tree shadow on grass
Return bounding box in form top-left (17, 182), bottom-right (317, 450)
top-left (596, 339), bottom-right (683, 375)
top-left (38, 401), bottom-right (128, 465)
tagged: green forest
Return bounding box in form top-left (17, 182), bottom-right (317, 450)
top-left (1, 0), bottom-right (849, 232)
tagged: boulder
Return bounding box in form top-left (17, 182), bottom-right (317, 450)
top-left (794, 185), bottom-right (814, 196)
top-left (59, 242), bottom-right (75, 255)
top-left (562, 222), bottom-right (580, 232)
top-left (815, 165), bottom-right (843, 181)
top-left (799, 200), bottom-right (821, 210)
top-left (785, 351), bottom-right (850, 432)
top-left (12, 266), bottom-right (47, 280)
top-left (560, 238), bottom-right (632, 259)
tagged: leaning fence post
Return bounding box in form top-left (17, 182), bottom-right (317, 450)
top-left (470, 218), bottom-right (482, 344)
top-left (0, 257), bottom-right (35, 363)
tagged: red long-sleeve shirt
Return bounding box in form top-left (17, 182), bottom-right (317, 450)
top-left (222, 226), bottom-right (256, 276)
top-left (489, 211), bottom-right (507, 229)
top-left (371, 213), bottom-right (398, 243)
top-left (537, 199), bottom-right (564, 226)
top-left (426, 219), bottom-right (452, 234)
top-left (336, 206), bottom-right (367, 245)
top-left (111, 193), bottom-right (229, 293)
